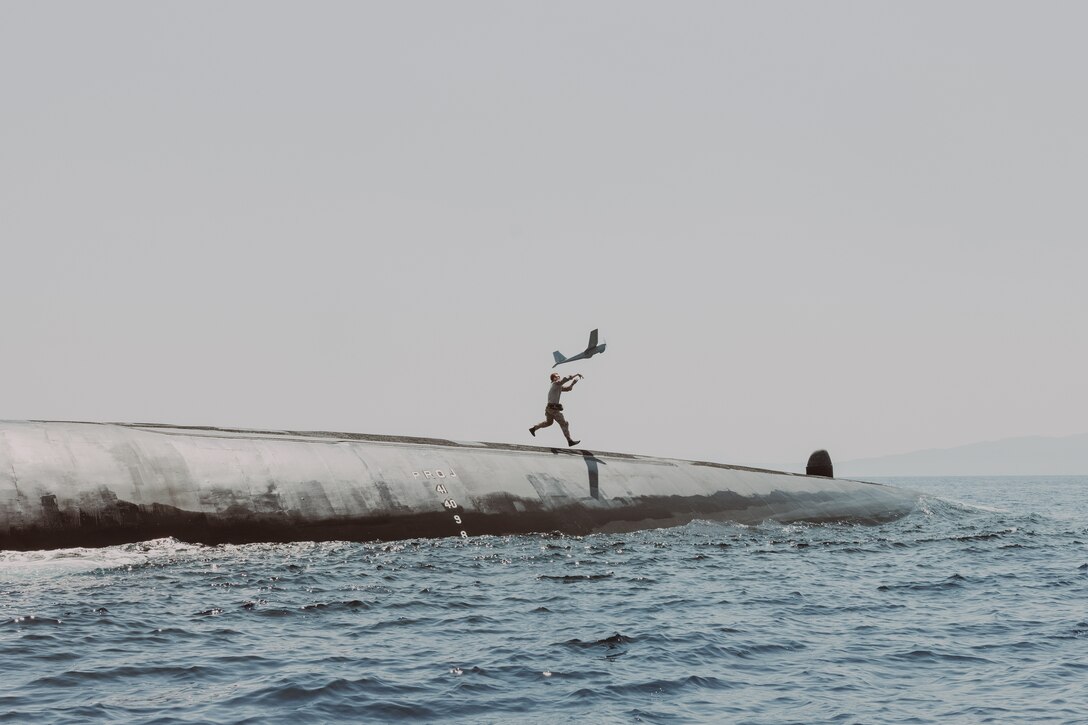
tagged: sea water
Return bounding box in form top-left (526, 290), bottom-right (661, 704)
top-left (1, 476), bottom-right (1085, 724)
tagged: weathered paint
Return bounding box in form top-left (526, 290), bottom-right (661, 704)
top-left (0, 421), bottom-right (919, 551)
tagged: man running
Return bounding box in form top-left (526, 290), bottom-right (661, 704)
top-left (529, 372), bottom-right (582, 447)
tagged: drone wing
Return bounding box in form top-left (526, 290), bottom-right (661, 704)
top-left (586, 329), bottom-right (599, 351)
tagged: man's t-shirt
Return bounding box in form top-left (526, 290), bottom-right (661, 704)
top-left (547, 381), bottom-right (564, 405)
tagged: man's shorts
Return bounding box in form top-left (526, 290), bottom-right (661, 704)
top-left (544, 404), bottom-right (568, 427)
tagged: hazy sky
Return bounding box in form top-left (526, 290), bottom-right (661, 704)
top-left (2, 2), bottom-right (1085, 470)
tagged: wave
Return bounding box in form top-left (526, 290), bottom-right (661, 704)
top-left (0, 537), bottom-right (205, 577)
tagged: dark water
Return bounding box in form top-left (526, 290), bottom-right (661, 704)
top-left (2, 476), bottom-right (1086, 724)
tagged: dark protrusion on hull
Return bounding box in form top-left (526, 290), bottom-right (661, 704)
top-left (806, 449), bottom-right (833, 478)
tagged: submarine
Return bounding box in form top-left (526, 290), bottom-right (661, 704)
top-left (0, 420), bottom-right (918, 551)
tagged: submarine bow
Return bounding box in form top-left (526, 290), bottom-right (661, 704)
top-left (0, 421), bottom-right (918, 551)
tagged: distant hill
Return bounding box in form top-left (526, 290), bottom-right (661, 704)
top-left (838, 433), bottom-right (1088, 476)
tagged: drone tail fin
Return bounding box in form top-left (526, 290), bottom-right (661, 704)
top-left (552, 351), bottom-right (566, 367)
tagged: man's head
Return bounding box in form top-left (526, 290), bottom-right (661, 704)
top-left (550, 372), bottom-right (561, 383)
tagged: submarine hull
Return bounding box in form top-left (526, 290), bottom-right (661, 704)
top-left (0, 421), bottom-right (918, 551)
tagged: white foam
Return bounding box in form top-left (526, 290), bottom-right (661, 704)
top-left (0, 537), bottom-right (203, 578)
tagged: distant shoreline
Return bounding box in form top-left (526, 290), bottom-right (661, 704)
top-left (838, 433), bottom-right (1088, 477)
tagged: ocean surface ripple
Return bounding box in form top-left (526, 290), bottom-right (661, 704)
top-left (2, 476), bottom-right (1086, 724)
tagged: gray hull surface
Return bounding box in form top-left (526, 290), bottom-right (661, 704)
top-left (0, 421), bottom-right (918, 551)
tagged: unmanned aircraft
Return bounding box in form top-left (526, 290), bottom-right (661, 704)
top-left (552, 329), bottom-right (607, 367)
